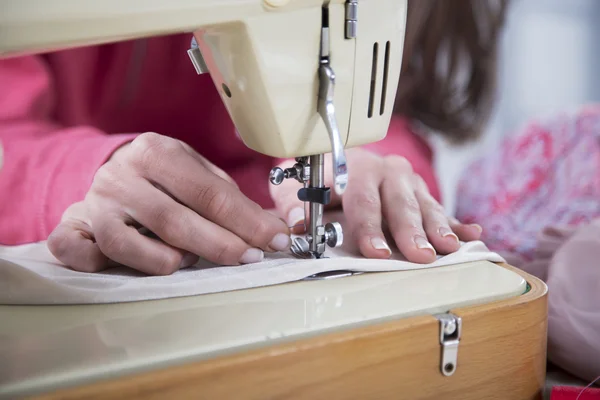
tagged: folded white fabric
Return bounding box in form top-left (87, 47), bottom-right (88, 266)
top-left (0, 234), bottom-right (504, 305)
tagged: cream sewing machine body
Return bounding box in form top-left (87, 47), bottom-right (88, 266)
top-left (1, 0), bottom-right (405, 259)
top-left (0, 0), bottom-right (400, 157)
top-left (0, 1), bottom-right (548, 399)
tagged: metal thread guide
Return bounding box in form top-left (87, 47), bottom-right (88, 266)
top-left (269, 4), bottom-right (349, 259)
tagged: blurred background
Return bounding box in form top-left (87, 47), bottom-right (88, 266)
top-left (434, 0), bottom-right (600, 214)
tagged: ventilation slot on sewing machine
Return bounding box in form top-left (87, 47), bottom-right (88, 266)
top-left (380, 41), bottom-right (391, 116)
top-left (368, 42), bottom-right (378, 118)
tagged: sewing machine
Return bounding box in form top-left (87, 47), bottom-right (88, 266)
top-left (0, 1), bottom-right (548, 399)
top-left (1, 0), bottom-right (405, 259)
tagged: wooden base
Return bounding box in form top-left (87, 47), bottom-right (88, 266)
top-left (32, 263), bottom-right (548, 400)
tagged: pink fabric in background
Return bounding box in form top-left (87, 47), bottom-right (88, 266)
top-left (456, 104), bottom-right (600, 382)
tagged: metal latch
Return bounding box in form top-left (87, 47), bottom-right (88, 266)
top-left (434, 313), bottom-right (462, 376)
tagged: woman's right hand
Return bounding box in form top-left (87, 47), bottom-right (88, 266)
top-left (47, 132), bottom-right (291, 275)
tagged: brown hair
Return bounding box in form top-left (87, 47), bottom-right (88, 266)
top-left (396, 0), bottom-right (510, 143)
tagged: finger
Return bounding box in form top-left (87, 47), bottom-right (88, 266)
top-left (92, 215), bottom-right (200, 276)
top-left (179, 141), bottom-right (239, 188)
top-left (448, 216), bottom-right (483, 242)
top-left (123, 179), bottom-right (266, 266)
top-left (381, 160), bottom-right (436, 263)
top-left (129, 133), bottom-right (290, 252)
top-left (413, 176), bottom-right (460, 254)
top-left (47, 219), bottom-right (109, 273)
top-left (341, 166), bottom-right (390, 259)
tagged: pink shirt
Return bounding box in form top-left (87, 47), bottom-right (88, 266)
top-left (0, 34), bottom-right (439, 245)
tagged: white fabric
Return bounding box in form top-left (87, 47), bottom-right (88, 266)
top-left (0, 238), bottom-right (504, 305)
top-left (0, 212), bottom-right (504, 305)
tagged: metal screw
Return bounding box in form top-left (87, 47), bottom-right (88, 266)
top-left (325, 222), bottom-right (343, 248)
top-left (444, 320), bottom-right (457, 336)
top-left (269, 167), bottom-right (285, 185)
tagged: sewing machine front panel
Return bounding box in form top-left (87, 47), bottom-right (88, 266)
top-left (0, 260), bottom-right (526, 399)
top-left (345, 0), bottom-right (407, 149)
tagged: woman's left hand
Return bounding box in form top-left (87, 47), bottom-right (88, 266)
top-left (270, 148), bottom-right (482, 263)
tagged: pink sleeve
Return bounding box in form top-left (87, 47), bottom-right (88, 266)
top-left (363, 115), bottom-right (440, 202)
top-left (543, 220), bottom-right (600, 382)
top-left (0, 56), bottom-right (137, 244)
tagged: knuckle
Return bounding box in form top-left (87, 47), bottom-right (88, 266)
top-left (130, 132), bottom-right (159, 162)
top-left (213, 242), bottom-right (239, 265)
top-left (353, 192), bottom-right (380, 210)
top-left (354, 220), bottom-right (379, 236)
top-left (151, 206), bottom-right (185, 243)
top-left (130, 132), bottom-right (179, 171)
top-left (92, 164), bottom-right (118, 191)
top-left (419, 193), bottom-right (445, 215)
top-left (96, 228), bottom-right (127, 259)
top-left (201, 187), bottom-right (235, 220)
top-left (401, 195), bottom-right (421, 214)
top-left (247, 219), bottom-right (272, 246)
top-left (133, 132), bottom-right (162, 150)
top-left (47, 227), bottom-right (69, 260)
top-left (90, 166), bottom-right (128, 202)
top-left (412, 173), bottom-right (427, 189)
top-left (429, 201), bottom-right (446, 215)
top-left (385, 155), bottom-right (413, 174)
top-left (155, 252), bottom-right (182, 276)
top-left (61, 202), bottom-right (86, 221)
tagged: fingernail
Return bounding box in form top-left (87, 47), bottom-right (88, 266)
top-left (414, 235), bottom-right (436, 256)
top-left (179, 253), bottom-right (199, 268)
top-left (240, 248), bottom-right (264, 264)
top-left (439, 227), bottom-right (459, 243)
top-left (370, 237), bottom-right (392, 256)
top-left (287, 207), bottom-right (305, 228)
top-left (470, 224), bottom-right (483, 234)
top-left (269, 233), bottom-right (291, 252)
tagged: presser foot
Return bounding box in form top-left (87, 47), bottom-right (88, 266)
top-left (270, 156), bottom-right (343, 259)
top-left (289, 221), bottom-right (343, 260)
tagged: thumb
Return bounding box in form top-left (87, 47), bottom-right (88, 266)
top-left (269, 157), bottom-right (341, 234)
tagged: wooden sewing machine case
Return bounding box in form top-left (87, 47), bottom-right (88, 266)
top-left (0, 261), bottom-right (547, 400)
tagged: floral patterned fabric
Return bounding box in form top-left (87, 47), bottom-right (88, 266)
top-left (456, 104), bottom-right (600, 262)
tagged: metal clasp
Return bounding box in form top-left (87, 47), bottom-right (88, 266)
top-left (434, 313), bottom-right (462, 376)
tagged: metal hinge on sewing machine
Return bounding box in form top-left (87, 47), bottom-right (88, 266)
top-left (345, 0), bottom-right (358, 38)
top-left (434, 313), bottom-right (462, 377)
